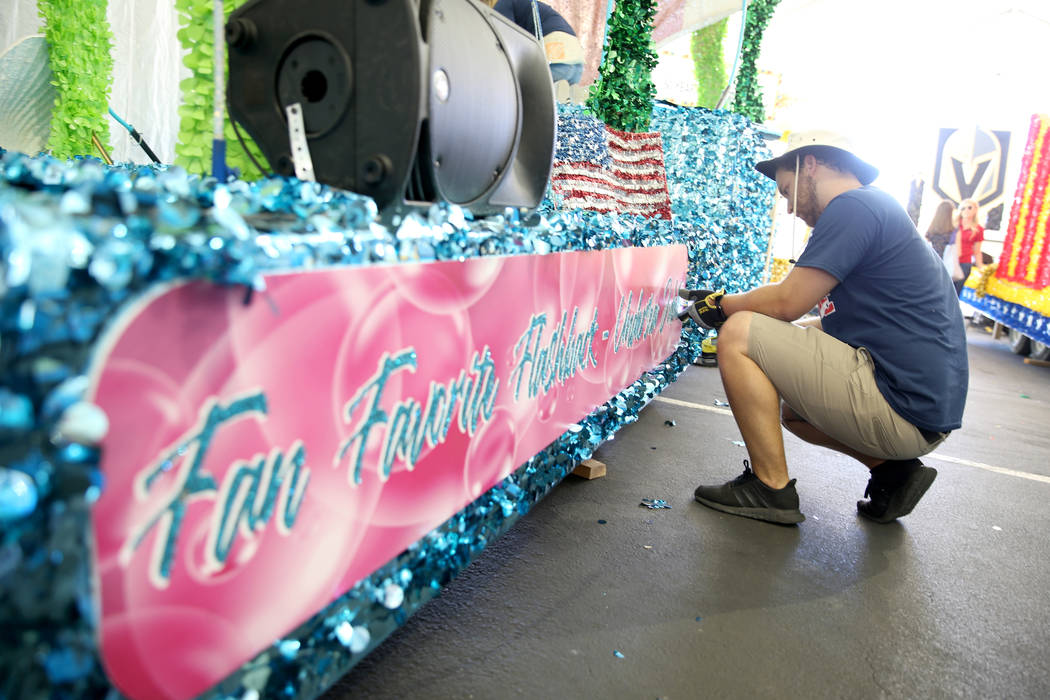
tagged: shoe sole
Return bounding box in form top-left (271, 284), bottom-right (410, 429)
top-left (858, 466), bottom-right (938, 524)
top-left (694, 494), bottom-right (805, 525)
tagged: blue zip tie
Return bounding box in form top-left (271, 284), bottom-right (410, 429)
top-left (108, 107), bottom-right (133, 133)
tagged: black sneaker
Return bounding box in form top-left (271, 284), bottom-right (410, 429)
top-left (857, 459), bottom-right (937, 523)
top-left (693, 461), bottom-right (805, 524)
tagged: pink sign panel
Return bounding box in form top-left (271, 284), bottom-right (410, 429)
top-left (88, 244), bottom-right (687, 699)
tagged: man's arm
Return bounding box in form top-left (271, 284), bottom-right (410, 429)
top-left (720, 266), bottom-right (838, 322)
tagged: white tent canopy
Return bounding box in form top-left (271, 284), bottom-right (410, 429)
top-left (1, 0), bottom-right (184, 165)
top-left (757, 0), bottom-right (1050, 258)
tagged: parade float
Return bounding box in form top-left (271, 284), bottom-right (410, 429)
top-left (963, 113), bottom-right (1050, 360)
top-left (0, 0), bottom-right (778, 697)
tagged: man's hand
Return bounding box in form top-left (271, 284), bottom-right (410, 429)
top-left (677, 288), bottom-right (714, 303)
top-left (677, 288), bottom-right (727, 330)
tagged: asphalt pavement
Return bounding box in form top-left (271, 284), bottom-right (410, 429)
top-left (325, 318), bottom-right (1050, 700)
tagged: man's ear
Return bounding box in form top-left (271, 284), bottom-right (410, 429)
top-left (801, 153), bottom-right (819, 174)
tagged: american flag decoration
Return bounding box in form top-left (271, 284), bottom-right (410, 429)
top-left (549, 112), bottom-right (673, 220)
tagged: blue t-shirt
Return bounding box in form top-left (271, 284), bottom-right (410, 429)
top-left (493, 0), bottom-right (576, 37)
top-left (795, 187), bottom-right (968, 432)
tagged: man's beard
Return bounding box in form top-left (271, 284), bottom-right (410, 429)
top-left (797, 173), bottom-right (820, 227)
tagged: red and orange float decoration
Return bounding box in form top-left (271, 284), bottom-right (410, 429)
top-left (966, 114), bottom-right (1050, 341)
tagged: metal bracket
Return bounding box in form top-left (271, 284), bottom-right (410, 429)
top-left (284, 103), bottom-right (315, 182)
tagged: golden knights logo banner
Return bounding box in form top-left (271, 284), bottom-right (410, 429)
top-left (932, 126), bottom-right (1011, 230)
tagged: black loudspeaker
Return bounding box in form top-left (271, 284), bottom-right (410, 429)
top-left (225, 0), bottom-right (556, 215)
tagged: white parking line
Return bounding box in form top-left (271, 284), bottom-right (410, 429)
top-left (924, 453), bottom-right (1050, 484)
top-left (653, 395), bottom-right (733, 416)
top-left (653, 396), bottom-right (1050, 485)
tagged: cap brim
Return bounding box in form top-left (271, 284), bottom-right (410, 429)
top-left (755, 155), bottom-right (783, 182)
top-left (754, 147), bottom-right (879, 186)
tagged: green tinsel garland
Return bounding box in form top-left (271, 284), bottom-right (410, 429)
top-left (586, 0), bottom-right (660, 133)
top-left (691, 18), bottom-right (728, 110)
top-left (174, 0), bottom-right (268, 179)
top-left (731, 0), bottom-right (780, 123)
top-left (38, 0), bottom-right (114, 159)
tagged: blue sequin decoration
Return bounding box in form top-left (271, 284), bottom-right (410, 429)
top-left (0, 467), bottom-right (38, 521)
top-left (640, 498), bottom-right (672, 510)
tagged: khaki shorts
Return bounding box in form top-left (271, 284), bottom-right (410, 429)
top-left (747, 314), bottom-right (947, 460)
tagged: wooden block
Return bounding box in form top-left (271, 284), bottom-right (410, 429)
top-left (1023, 357), bottom-right (1050, 367)
top-left (572, 458), bottom-right (606, 479)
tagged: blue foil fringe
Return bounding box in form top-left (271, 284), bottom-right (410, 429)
top-left (961, 287), bottom-right (1050, 346)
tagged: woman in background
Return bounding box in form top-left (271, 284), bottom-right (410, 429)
top-left (925, 200), bottom-right (956, 258)
top-left (954, 198), bottom-right (985, 295)
top-left (486, 0), bottom-right (585, 85)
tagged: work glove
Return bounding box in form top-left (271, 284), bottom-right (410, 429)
top-left (677, 288), bottom-right (727, 330)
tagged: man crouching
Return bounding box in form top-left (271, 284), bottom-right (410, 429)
top-left (681, 131), bottom-right (967, 525)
